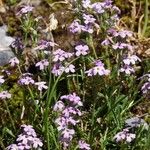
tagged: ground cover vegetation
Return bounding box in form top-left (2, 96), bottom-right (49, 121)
top-left (0, 0), bottom-right (150, 149)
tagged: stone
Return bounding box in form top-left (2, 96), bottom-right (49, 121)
top-left (0, 25), bottom-right (15, 66)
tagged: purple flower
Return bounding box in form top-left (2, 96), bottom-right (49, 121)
top-left (69, 19), bottom-right (83, 34)
top-left (120, 65), bottom-right (135, 75)
top-left (53, 101), bottom-right (65, 111)
top-left (81, 24), bottom-right (94, 34)
top-left (6, 144), bottom-right (18, 150)
top-left (141, 82), bottom-right (150, 94)
top-left (113, 128), bottom-right (136, 143)
top-left (54, 93), bottom-right (82, 148)
top-left (53, 49), bottom-right (73, 62)
top-left (7, 124), bottom-right (43, 150)
top-left (91, 2), bottom-right (105, 14)
top-left (18, 76), bottom-right (35, 85)
top-left (85, 60), bottom-right (110, 76)
top-left (17, 5), bottom-right (34, 16)
top-left (9, 57), bottom-right (19, 66)
top-left (0, 91), bottom-right (11, 99)
top-left (0, 76), bottom-right (5, 84)
top-left (61, 93), bottom-right (83, 106)
top-left (34, 40), bottom-right (58, 50)
top-left (35, 59), bottom-right (49, 70)
top-left (82, 0), bottom-right (92, 9)
top-left (101, 39), bottom-right (111, 46)
top-left (65, 64), bottom-right (75, 73)
top-left (75, 44), bottom-right (89, 56)
top-left (11, 37), bottom-right (24, 51)
top-left (52, 63), bottom-right (65, 76)
top-left (78, 140), bottom-right (91, 150)
top-left (123, 55), bottom-right (141, 65)
top-left (83, 14), bottom-right (96, 25)
top-left (35, 82), bottom-right (48, 91)
top-left (62, 128), bottom-right (75, 140)
top-left (125, 117), bottom-right (148, 130)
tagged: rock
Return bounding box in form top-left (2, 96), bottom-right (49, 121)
top-left (0, 25), bottom-right (15, 66)
top-left (0, 50), bottom-right (14, 66)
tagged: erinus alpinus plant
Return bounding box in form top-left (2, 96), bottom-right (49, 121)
top-left (0, 0), bottom-right (150, 149)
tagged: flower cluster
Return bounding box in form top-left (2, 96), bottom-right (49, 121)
top-left (35, 59), bottom-right (49, 70)
top-left (85, 60), bottom-right (110, 76)
top-left (120, 55), bottom-right (141, 75)
top-left (113, 128), bottom-right (136, 143)
top-left (51, 48), bottom-right (75, 76)
top-left (125, 117), bottom-right (148, 130)
top-left (69, 0), bottom-right (120, 34)
top-left (53, 49), bottom-right (73, 62)
top-left (7, 125), bottom-right (43, 150)
top-left (75, 44), bottom-right (89, 56)
top-left (18, 75), bottom-right (35, 85)
top-left (141, 74), bottom-right (150, 94)
top-left (53, 93), bottom-right (83, 149)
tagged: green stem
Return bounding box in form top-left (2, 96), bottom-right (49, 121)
top-left (87, 35), bottom-right (98, 59)
top-left (4, 100), bottom-right (16, 131)
top-left (142, 0), bottom-right (149, 36)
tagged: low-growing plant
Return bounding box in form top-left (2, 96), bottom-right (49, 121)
top-left (0, 0), bottom-right (150, 150)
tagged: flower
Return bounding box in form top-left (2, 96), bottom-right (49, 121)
top-left (75, 44), bottom-right (89, 56)
top-left (0, 76), bottom-right (5, 84)
top-left (53, 101), bottom-right (65, 111)
top-left (123, 55), bottom-right (141, 65)
top-left (9, 57), bottom-right (20, 66)
top-left (53, 49), bottom-right (73, 62)
top-left (125, 117), bottom-right (148, 130)
top-left (141, 82), bottom-right (150, 94)
top-left (91, 2), bottom-right (105, 14)
top-left (34, 40), bottom-right (58, 50)
top-left (85, 60), bottom-right (110, 76)
top-left (120, 65), bottom-right (135, 75)
top-left (113, 128), bottom-right (136, 143)
top-left (69, 19), bottom-right (83, 34)
top-left (78, 140), bottom-right (91, 150)
top-left (54, 93), bottom-right (82, 148)
top-left (7, 124), bottom-right (43, 150)
top-left (65, 64), bottom-right (75, 73)
top-left (82, 0), bottom-right (92, 9)
top-left (17, 5), bottom-right (34, 16)
top-left (83, 14), bottom-right (96, 25)
top-left (18, 76), bottom-right (35, 85)
top-left (52, 63), bottom-right (65, 76)
top-left (35, 82), bottom-right (48, 91)
top-left (0, 91), bottom-right (11, 99)
top-left (35, 59), bottom-right (49, 70)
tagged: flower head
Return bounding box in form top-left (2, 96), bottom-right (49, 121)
top-left (9, 57), bottom-right (19, 67)
top-left (0, 91), bottom-right (11, 99)
top-left (78, 140), bottom-right (91, 150)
